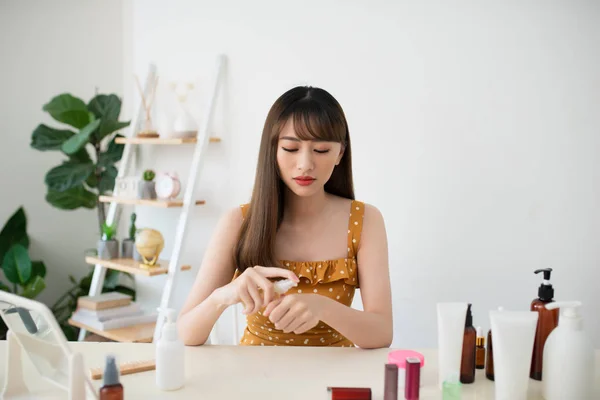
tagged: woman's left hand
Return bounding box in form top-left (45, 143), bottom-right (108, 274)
top-left (263, 294), bottom-right (325, 334)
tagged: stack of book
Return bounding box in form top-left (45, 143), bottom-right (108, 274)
top-left (70, 292), bottom-right (157, 331)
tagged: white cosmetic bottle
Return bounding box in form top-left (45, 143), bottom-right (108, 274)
top-left (542, 301), bottom-right (594, 400)
top-left (156, 308), bottom-right (185, 391)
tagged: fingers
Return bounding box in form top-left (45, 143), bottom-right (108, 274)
top-left (293, 319), bottom-right (316, 335)
top-left (268, 298), bottom-right (292, 325)
top-left (263, 296), bottom-right (284, 317)
top-left (274, 303), bottom-right (304, 332)
top-left (253, 266), bottom-right (300, 282)
top-left (238, 286), bottom-right (254, 315)
top-left (246, 282), bottom-right (263, 315)
top-left (281, 311), bottom-right (310, 333)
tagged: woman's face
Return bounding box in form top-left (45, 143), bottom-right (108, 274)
top-left (276, 118), bottom-right (344, 197)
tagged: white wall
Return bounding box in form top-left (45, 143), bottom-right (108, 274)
top-left (0, 0), bottom-right (125, 303)
top-left (130, 0), bottom-right (600, 348)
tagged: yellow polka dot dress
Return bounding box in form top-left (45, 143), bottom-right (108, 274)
top-left (233, 200), bottom-right (365, 347)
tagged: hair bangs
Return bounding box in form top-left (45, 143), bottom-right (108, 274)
top-left (282, 98), bottom-right (347, 144)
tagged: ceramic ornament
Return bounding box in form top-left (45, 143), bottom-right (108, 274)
top-left (135, 228), bottom-right (165, 267)
top-left (170, 81), bottom-right (198, 138)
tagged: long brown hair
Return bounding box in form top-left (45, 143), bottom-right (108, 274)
top-left (234, 86), bottom-right (354, 272)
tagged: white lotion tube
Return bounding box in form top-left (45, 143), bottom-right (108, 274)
top-left (436, 302), bottom-right (468, 388)
top-left (489, 310), bottom-right (538, 400)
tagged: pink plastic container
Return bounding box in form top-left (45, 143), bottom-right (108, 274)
top-left (387, 350), bottom-right (425, 388)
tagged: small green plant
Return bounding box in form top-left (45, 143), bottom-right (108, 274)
top-left (101, 222), bottom-right (117, 241)
top-left (143, 169), bottom-right (155, 181)
top-left (128, 213), bottom-right (137, 240)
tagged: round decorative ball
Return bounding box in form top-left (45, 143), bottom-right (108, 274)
top-left (135, 228), bottom-right (164, 266)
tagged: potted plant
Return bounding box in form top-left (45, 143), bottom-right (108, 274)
top-left (97, 222), bottom-right (118, 259)
top-left (29, 92), bottom-right (137, 338)
top-left (139, 169), bottom-right (156, 199)
top-left (121, 213), bottom-right (137, 258)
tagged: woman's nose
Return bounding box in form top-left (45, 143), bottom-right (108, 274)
top-left (297, 149), bottom-right (314, 172)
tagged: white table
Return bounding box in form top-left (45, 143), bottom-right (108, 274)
top-left (0, 341), bottom-right (598, 399)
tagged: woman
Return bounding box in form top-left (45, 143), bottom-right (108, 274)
top-left (178, 86), bottom-right (393, 348)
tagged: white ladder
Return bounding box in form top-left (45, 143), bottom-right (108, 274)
top-left (77, 54), bottom-right (226, 343)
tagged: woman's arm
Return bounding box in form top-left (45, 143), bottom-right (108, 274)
top-left (264, 204), bottom-right (393, 349)
top-left (177, 207), bottom-right (243, 345)
top-left (177, 207), bottom-right (299, 346)
top-left (322, 203), bottom-right (393, 348)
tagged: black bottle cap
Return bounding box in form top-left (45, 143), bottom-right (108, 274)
top-left (534, 268), bottom-right (554, 301)
top-left (465, 303), bottom-right (473, 327)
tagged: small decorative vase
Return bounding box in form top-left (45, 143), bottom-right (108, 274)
top-left (97, 239), bottom-right (119, 260)
top-left (138, 181), bottom-right (156, 199)
top-left (121, 238), bottom-right (135, 259)
top-left (172, 104), bottom-right (197, 138)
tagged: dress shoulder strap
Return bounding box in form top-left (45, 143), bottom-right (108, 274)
top-left (347, 200), bottom-right (365, 258)
top-left (240, 203), bottom-right (250, 219)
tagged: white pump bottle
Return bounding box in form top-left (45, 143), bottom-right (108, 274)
top-left (156, 308), bottom-right (185, 391)
top-left (542, 301), bottom-right (594, 400)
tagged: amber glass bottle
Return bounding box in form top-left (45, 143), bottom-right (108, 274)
top-left (460, 304), bottom-right (476, 384)
top-left (475, 326), bottom-right (485, 369)
top-left (485, 328), bottom-right (494, 380)
top-left (99, 355), bottom-right (124, 400)
top-left (530, 268), bottom-right (559, 380)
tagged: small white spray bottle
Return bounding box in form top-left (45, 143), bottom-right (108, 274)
top-left (156, 308), bottom-right (185, 391)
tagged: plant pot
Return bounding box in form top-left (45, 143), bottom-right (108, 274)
top-left (122, 238), bottom-right (135, 259)
top-left (138, 181), bottom-right (156, 199)
top-left (97, 239), bottom-right (119, 260)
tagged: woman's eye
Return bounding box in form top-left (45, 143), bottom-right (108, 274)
top-left (282, 147), bottom-right (298, 153)
top-left (314, 149), bottom-right (330, 154)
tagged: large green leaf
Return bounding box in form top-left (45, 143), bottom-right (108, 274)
top-left (98, 134), bottom-right (125, 167)
top-left (30, 124), bottom-right (76, 151)
top-left (99, 166), bottom-right (118, 194)
top-left (2, 244), bottom-right (32, 284)
top-left (0, 207), bottom-right (29, 263)
top-left (88, 94), bottom-right (121, 120)
top-left (46, 186), bottom-right (97, 210)
top-left (61, 119), bottom-right (101, 155)
top-left (42, 94), bottom-right (91, 129)
top-left (21, 275), bottom-right (45, 299)
top-left (45, 161), bottom-right (95, 192)
top-left (88, 95), bottom-right (130, 141)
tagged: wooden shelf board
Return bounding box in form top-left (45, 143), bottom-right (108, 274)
top-left (85, 256), bottom-right (191, 276)
top-left (68, 319), bottom-right (155, 343)
top-left (115, 137), bottom-right (221, 144)
top-left (98, 196), bottom-right (205, 208)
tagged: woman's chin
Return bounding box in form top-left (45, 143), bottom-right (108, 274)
top-left (285, 183), bottom-right (322, 197)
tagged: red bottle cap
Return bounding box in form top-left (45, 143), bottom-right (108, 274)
top-left (328, 387), bottom-right (372, 400)
top-left (405, 357), bottom-right (421, 400)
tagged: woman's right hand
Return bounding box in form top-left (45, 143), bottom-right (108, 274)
top-left (214, 266), bottom-right (299, 315)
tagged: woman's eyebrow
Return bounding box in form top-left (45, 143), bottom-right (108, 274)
top-left (279, 136), bottom-right (301, 142)
top-left (279, 136), bottom-right (328, 143)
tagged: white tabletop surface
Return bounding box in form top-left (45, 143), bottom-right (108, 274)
top-left (0, 341), bottom-right (598, 399)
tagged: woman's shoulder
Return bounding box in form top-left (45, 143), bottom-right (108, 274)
top-left (328, 195), bottom-right (382, 219)
top-left (217, 205), bottom-right (245, 229)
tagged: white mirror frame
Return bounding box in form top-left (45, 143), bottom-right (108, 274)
top-left (0, 291), bottom-right (98, 400)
